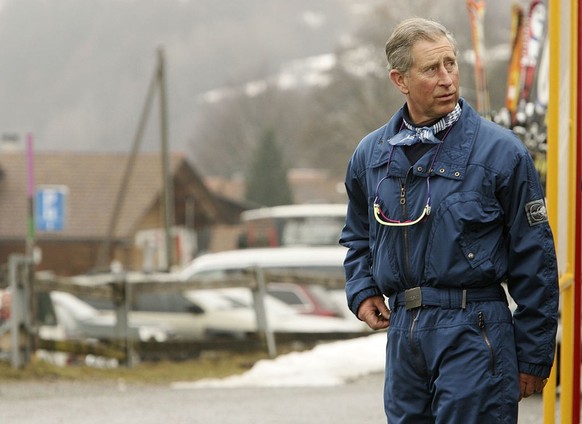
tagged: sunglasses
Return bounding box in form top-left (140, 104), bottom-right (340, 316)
top-left (373, 176), bottom-right (432, 226)
top-left (373, 131), bottom-right (447, 227)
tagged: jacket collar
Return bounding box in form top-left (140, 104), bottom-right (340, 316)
top-left (369, 98), bottom-right (480, 180)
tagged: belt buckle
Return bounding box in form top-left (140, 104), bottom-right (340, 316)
top-left (404, 287), bottom-right (422, 310)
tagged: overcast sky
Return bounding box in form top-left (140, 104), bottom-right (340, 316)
top-left (0, 0), bottom-right (516, 156)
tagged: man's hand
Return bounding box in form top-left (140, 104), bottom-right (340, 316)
top-left (357, 295), bottom-right (390, 330)
top-left (519, 373), bottom-right (548, 400)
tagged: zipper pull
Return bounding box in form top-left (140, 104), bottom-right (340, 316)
top-left (400, 185), bottom-right (406, 205)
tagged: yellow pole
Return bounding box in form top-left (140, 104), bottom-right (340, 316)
top-left (559, 280), bottom-right (574, 424)
top-left (546, 0), bottom-right (562, 228)
top-left (559, 0), bottom-right (580, 422)
top-left (544, 0), bottom-right (563, 422)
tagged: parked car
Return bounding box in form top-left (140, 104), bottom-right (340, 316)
top-left (65, 246), bottom-right (369, 340)
top-left (123, 289), bottom-right (239, 340)
top-left (121, 286), bottom-right (365, 339)
top-left (49, 291), bottom-right (174, 343)
top-left (0, 289), bottom-right (174, 366)
top-left (74, 279), bottom-right (365, 340)
top-left (184, 287), bottom-right (365, 335)
top-left (179, 246), bottom-right (367, 328)
top-left (266, 282), bottom-right (341, 317)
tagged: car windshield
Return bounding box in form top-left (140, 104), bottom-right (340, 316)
top-left (134, 291), bottom-right (203, 313)
top-left (185, 290), bottom-right (249, 310)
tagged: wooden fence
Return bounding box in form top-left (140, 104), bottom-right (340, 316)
top-left (1, 254), bottom-right (364, 368)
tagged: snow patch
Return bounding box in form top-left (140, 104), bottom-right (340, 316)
top-left (171, 333), bottom-right (386, 389)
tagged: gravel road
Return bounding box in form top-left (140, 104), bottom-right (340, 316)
top-left (0, 373), bottom-right (548, 424)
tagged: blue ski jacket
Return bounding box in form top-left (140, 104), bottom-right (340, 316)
top-left (340, 99), bottom-right (559, 377)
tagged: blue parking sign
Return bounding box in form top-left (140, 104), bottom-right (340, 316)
top-left (36, 186), bottom-right (68, 232)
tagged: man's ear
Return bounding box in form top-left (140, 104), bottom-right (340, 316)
top-left (389, 69), bottom-right (409, 95)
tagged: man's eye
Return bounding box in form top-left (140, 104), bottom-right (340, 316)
top-left (445, 61), bottom-right (456, 71)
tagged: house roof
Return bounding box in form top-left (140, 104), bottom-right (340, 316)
top-left (0, 151), bottom-right (224, 240)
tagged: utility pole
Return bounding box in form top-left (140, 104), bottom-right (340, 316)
top-left (96, 47), bottom-right (175, 271)
top-left (158, 47), bottom-right (175, 271)
top-left (25, 134), bottom-right (37, 362)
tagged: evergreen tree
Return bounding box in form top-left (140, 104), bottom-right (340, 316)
top-left (245, 128), bottom-right (293, 206)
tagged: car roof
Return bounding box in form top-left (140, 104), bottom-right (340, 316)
top-left (179, 246), bottom-right (347, 280)
top-left (240, 203), bottom-right (347, 221)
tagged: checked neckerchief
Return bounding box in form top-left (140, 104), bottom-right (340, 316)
top-left (389, 103), bottom-right (462, 146)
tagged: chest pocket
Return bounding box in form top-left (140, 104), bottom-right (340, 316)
top-left (425, 191), bottom-right (507, 285)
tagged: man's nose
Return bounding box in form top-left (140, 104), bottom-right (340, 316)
top-left (438, 66), bottom-right (454, 85)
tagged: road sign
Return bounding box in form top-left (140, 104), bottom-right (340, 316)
top-left (36, 185), bottom-right (68, 232)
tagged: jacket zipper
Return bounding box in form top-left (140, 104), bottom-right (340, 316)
top-left (478, 311), bottom-right (496, 375)
top-left (400, 173), bottom-right (412, 284)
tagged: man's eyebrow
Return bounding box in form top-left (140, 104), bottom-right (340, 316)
top-left (420, 55), bottom-right (456, 70)
top-left (420, 60), bottom-right (438, 71)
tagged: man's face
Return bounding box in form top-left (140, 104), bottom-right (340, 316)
top-left (391, 36), bottom-right (460, 125)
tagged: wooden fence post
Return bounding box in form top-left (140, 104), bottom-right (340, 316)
top-left (251, 266), bottom-right (276, 358)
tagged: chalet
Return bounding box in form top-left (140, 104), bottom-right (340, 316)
top-left (0, 151), bottom-right (248, 276)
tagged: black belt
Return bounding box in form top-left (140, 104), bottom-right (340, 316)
top-left (388, 285), bottom-right (507, 311)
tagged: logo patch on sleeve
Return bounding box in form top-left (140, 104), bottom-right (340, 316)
top-left (525, 199), bottom-right (548, 226)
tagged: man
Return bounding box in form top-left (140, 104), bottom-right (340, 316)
top-left (339, 17), bottom-right (558, 424)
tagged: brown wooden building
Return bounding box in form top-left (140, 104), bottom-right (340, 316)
top-left (0, 151), bottom-right (247, 276)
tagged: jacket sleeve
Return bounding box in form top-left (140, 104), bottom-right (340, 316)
top-left (498, 147), bottom-right (559, 378)
top-left (339, 154), bottom-right (382, 317)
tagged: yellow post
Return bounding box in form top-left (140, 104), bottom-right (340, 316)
top-left (544, 0), bottom-right (563, 422)
top-left (545, 0), bottom-right (562, 228)
top-left (544, 0), bottom-right (579, 422)
top-left (560, 284), bottom-right (574, 424)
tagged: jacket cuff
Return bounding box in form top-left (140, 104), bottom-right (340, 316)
top-left (350, 287), bottom-right (383, 317)
top-left (518, 361), bottom-right (552, 378)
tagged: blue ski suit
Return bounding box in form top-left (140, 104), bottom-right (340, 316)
top-left (340, 99), bottom-right (559, 423)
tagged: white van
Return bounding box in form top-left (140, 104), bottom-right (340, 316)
top-left (238, 204), bottom-right (347, 248)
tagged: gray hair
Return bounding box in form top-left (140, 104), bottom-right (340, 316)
top-left (385, 17), bottom-right (458, 73)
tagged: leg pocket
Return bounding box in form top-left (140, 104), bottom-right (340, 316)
top-left (431, 307), bottom-right (519, 423)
